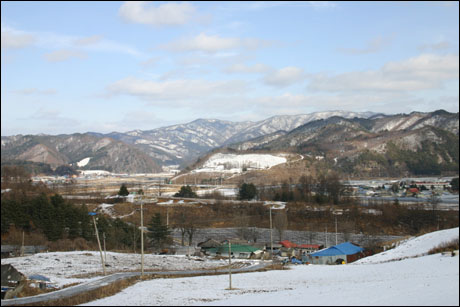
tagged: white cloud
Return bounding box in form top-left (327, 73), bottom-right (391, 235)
top-left (12, 88), bottom-right (57, 95)
top-left (337, 35), bottom-right (393, 55)
top-left (119, 1), bottom-right (197, 26)
top-left (243, 1), bottom-right (337, 10)
top-left (106, 77), bottom-right (248, 103)
top-left (1, 26), bottom-right (35, 49)
top-left (252, 91), bottom-right (422, 116)
top-left (1, 25), bottom-right (144, 58)
top-left (308, 53), bottom-right (459, 92)
top-left (263, 66), bottom-right (306, 87)
top-left (139, 56), bottom-right (160, 69)
top-left (74, 35), bottom-right (104, 46)
top-left (225, 63), bottom-right (271, 74)
top-left (43, 49), bottom-right (88, 62)
top-left (160, 32), bottom-right (273, 53)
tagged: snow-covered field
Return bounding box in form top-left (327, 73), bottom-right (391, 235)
top-left (192, 153), bottom-right (287, 174)
top-left (79, 227), bottom-right (459, 306)
top-left (2, 228), bottom-right (458, 305)
top-left (1, 252), bottom-right (236, 288)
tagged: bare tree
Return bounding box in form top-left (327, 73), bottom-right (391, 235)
top-left (172, 207), bottom-right (201, 246)
top-left (273, 210), bottom-right (288, 242)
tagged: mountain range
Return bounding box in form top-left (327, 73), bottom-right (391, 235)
top-left (1, 110), bottom-right (458, 177)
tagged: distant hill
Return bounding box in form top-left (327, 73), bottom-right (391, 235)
top-left (1, 110), bottom-right (458, 176)
top-left (1, 133), bottom-right (161, 174)
top-left (224, 110), bottom-right (459, 178)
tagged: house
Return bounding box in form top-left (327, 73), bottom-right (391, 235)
top-left (407, 187), bottom-right (420, 197)
top-left (304, 242), bottom-right (365, 265)
top-left (279, 240), bottom-right (298, 249)
top-left (1, 264), bottom-right (26, 299)
top-left (1, 245), bottom-right (47, 258)
top-left (1, 245), bottom-right (17, 259)
top-left (207, 244), bottom-right (261, 259)
top-left (279, 241), bottom-right (323, 257)
top-left (197, 239), bottom-right (222, 254)
top-left (298, 244), bottom-right (323, 254)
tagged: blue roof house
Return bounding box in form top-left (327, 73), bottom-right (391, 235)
top-left (304, 242), bottom-right (365, 265)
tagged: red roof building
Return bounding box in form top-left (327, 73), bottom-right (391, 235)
top-left (280, 240), bottom-right (298, 248)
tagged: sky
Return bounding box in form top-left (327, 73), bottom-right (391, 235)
top-left (1, 1), bottom-right (459, 136)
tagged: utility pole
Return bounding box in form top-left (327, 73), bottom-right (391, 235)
top-left (140, 197), bottom-right (144, 277)
top-left (228, 241), bottom-right (232, 290)
top-left (325, 225), bottom-right (328, 248)
top-left (335, 216), bottom-right (338, 246)
top-left (133, 223), bottom-right (136, 253)
top-left (269, 206), bottom-right (273, 262)
top-left (21, 231), bottom-right (25, 257)
top-left (166, 207), bottom-right (169, 228)
top-left (89, 212), bottom-right (106, 276)
top-left (103, 232), bottom-right (107, 263)
top-left (158, 180), bottom-right (162, 197)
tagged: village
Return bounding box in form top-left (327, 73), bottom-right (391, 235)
top-left (1, 169), bottom-right (458, 302)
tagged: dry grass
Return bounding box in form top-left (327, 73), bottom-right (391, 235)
top-left (428, 238), bottom-right (459, 255)
top-left (17, 283), bottom-right (54, 298)
top-left (15, 276), bottom-right (139, 306)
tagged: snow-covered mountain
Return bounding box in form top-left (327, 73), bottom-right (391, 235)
top-left (224, 111), bottom-right (378, 145)
top-left (2, 110), bottom-right (458, 174)
top-left (96, 111), bottom-right (378, 167)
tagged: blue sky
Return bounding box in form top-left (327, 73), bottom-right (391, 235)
top-left (1, 1), bottom-right (459, 136)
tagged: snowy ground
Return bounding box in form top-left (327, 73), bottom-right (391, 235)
top-left (192, 153), bottom-right (287, 174)
top-left (80, 227), bottom-right (459, 306)
top-left (1, 251), bottom-right (241, 288)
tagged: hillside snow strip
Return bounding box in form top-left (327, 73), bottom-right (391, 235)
top-left (192, 153), bottom-right (287, 173)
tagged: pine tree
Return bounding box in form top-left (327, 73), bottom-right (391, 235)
top-left (118, 184), bottom-right (129, 196)
top-left (238, 183), bottom-right (257, 200)
top-left (174, 185), bottom-right (197, 198)
top-left (147, 213), bottom-right (171, 250)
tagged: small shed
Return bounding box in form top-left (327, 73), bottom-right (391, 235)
top-left (1, 264), bottom-right (26, 299)
top-left (28, 274), bottom-right (56, 290)
top-left (305, 242), bottom-right (365, 265)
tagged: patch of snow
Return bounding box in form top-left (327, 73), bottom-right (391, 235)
top-left (80, 170), bottom-right (112, 176)
top-left (263, 201), bottom-right (287, 209)
top-left (77, 157), bottom-right (91, 167)
top-left (157, 200), bottom-right (174, 205)
top-left (97, 203), bottom-right (115, 216)
top-left (193, 153), bottom-right (287, 174)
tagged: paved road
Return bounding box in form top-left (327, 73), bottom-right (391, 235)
top-left (1, 263), bottom-right (269, 306)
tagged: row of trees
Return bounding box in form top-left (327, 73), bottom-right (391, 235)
top-left (1, 190), bottom-right (140, 250)
top-left (172, 173), bottom-right (346, 205)
top-left (236, 173), bottom-right (346, 205)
